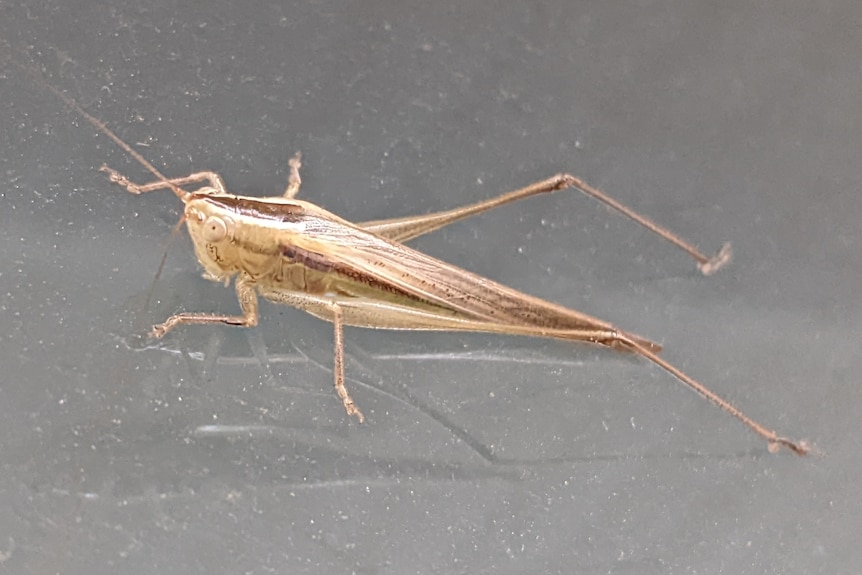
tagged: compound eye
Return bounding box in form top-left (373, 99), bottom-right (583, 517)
top-left (202, 215), bottom-right (227, 242)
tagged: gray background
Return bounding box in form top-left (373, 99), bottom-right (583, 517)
top-left (1, 1), bottom-right (858, 573)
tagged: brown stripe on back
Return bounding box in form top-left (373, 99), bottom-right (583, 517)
top-left (198, 194), bottom-right (307, 223)
top-left (282, 245), bottom-right (336, 274)
top-left (281, 243), bottom-right (438, 305)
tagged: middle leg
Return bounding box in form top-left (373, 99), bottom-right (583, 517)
top-left (328, 301), bottom-right (365, 423)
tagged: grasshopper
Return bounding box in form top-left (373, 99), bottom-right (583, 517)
top-left (29, 62), bottom-right (807, 456)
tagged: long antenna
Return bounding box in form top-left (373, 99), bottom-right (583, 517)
top-left (10, 56), bottom-right (189, 201)
top-left (8, 49), bottom-right (190, 328)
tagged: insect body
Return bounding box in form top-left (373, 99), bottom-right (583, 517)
top-left (100, 156), bottom-right (805, 456)
top-left (25, 58), bottom-right (808, 455)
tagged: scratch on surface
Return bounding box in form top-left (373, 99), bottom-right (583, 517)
top-left (193, 424), bottom-right (282, 437)
top-left (116, 333), bottom-right (206, 361)
top-left (369, 349), bottom-right (588, 365)
top-left (216, 352), bottom-right (308, 366)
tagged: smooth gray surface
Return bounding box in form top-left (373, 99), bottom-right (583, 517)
top-left (1, 1), bottom-right (858, 573)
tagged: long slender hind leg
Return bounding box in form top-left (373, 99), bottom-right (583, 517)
top-left (359, 173), bottom-right (730, 275)
top-left (101, 165), bottom-right (228, 195)
top-left (604, 331), bottom-right (809, 456)
top-left (358, 176), bottom-right (563, 242)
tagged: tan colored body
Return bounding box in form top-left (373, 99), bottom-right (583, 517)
top-left (98, 154), bottom-right (804, 456)
top-left (24, 57), bottom-right (804, 454)
top-left (183, 191), bottom-right (657, 350)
